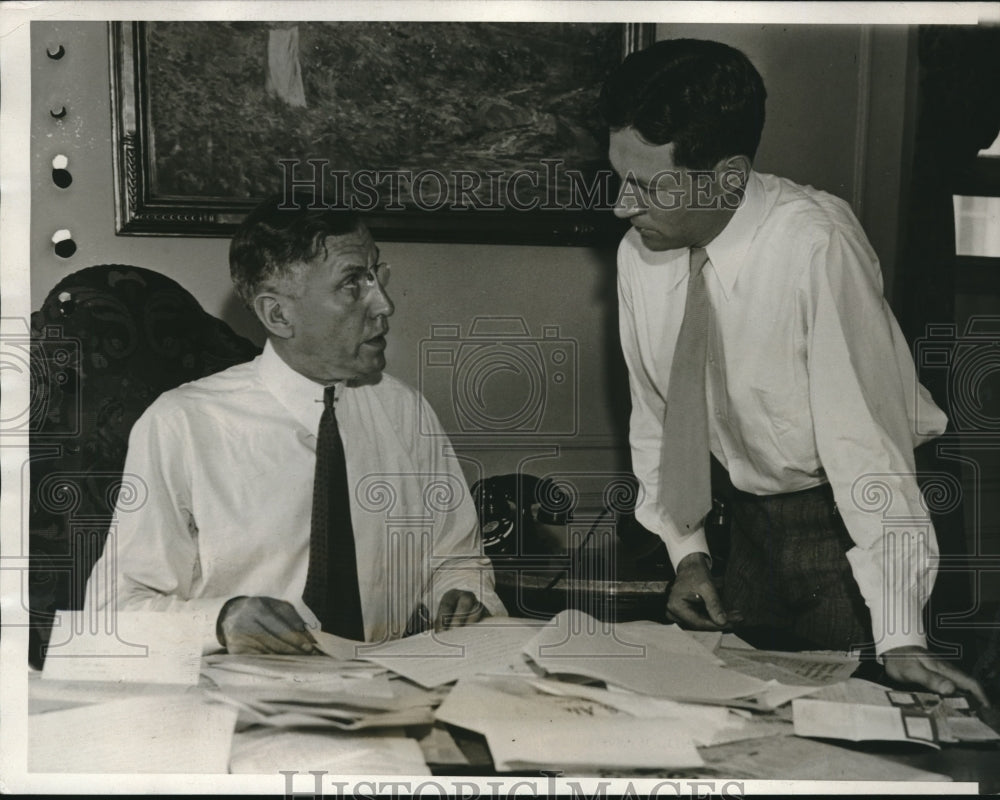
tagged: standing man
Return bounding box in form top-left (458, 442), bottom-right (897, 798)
top-left (87, 194), bottom-right (504, 653)
top-left (602, 38), bottom-right (986, 701)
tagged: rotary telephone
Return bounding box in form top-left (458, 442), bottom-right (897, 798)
top-left (470, 474), bottom-right (573, 557)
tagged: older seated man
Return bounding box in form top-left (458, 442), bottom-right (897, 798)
top-left (86, 194), bottom-right (504, 653)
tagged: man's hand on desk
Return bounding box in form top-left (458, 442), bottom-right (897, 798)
top-left (434, 589), bottom-right (490, 632)
top-left (882, 645), bottom-right (990, 707)
top-left (665, 553), bottom-right (742, 630)
top-left (217, 596), bottom-right (317, 654)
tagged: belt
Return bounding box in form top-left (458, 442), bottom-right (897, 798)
top-left (727, 481), bottom-right (836, 507)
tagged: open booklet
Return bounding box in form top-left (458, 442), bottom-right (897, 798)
top-left (793, 678), bottom-right (999, 747)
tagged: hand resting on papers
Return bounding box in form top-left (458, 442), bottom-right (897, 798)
top-left (435, 589), bottom-right (491, 631)
top-left (665, 554), bottom-right (991, 707)
top-left (883, 646), bottom-right (990, 708)
top-left (217, 596), bottom-right (317, 654)
top-left (217, 591), bottom-right (491, 653)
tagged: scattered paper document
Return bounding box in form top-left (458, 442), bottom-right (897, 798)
top-left (793, 697), bottom-right (940, 747)
top-left (436, 677), bottom-right (703, 771)
top-left (205, 682), bottom-right (435, 730)
top-left (719, 647), bottom-right (858, 686)
top-left (29, 675), bottom-right (197, 715)
top-left (416, 724), bottom-right (471, 767)
top-left (203, 652), bottom-right (386, 677)
top-left (698, 733), bottom-right (951, 781)
top-left (611, 619), bottom-right (725, 664)
top-left (686, 630), bottom-right (724, 653)
top-left (796, 678), bottom-right (999, 745)
top-left (202, 653), bottom-right (392, 694)
top-left (719, 632), bottom-right (755, 650)
top-left (522, 610), bottom-right (767, 703)
top-left (230, 727), bottom-right (429, 775)
top-left (41, 611), bottom-right (202, 685)
top-left (312, 630), bottom-right (365, 660)
top-left (488, 717), bottom-right (702, 772)
top-left (29, 693), bottom-right (238, 773)
top-left (750, 680), bottom-right (822, 709)
top-left (521, 677), bottom-right (774, 747)
top-left (355, 618), bottom-right (546, 688)
top-left (944, 714), bottom-right (1000, 742)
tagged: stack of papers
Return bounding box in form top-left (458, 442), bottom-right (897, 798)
top-left (521, 610), bottom-right (817, 708)
top-left (205, 681), bottom-right (437, 730)
top-left (31, 612), bottom-right (239, 773)
top-left (229, 727), bottom-right (430, 775)
top-left (29, 673), bottom-right (197, 715)
top-left (424, 611), bottom-right (841, 772)
top-left (717, 647), bottom-right (859, 686)
top-left (30, 694), bottom-right (238, 773)
top-left (351, 618), bottom-right (546, 687)
top-left (41, 611), bottom-right (202, 685)
top-left (202, 652), bottom-right (390, 691)
top-left (436, 675), bottom-right (705, 771)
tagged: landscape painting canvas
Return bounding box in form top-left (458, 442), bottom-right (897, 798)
top-left (113, 21), bottom-right (650, 243)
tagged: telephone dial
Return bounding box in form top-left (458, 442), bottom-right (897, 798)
top-left (470, 474), bottom-right (574, 557)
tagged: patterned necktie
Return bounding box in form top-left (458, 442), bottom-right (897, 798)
top-left (659, 246), bottom-right (712, 533)
top-left (303, 385), bottom-right (365, 639)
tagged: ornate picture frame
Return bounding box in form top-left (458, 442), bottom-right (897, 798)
top-left (110, 21), bottom-right (652, 244)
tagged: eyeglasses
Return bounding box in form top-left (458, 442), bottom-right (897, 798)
top-left (362, 262), bottom-right (391, 290)
top-left (339, 262), bottom-right (391, 302)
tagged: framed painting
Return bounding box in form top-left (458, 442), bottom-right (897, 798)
top-left (110, 21), bottom-right (653, 245)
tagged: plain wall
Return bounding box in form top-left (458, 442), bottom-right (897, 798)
top-left (30, 20), bottom-right (914, 485)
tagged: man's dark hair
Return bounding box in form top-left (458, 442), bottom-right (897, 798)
top-left (600, 38), bottom-right (767, 170)
top-left (229, 191), bottom-right (362, 307)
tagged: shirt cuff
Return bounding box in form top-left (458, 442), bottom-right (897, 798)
top-left (666, 530), bottom-right (712, 572)
top-left (635, 504), bottom-right (711, 570)
top-left (428, 557), bottom-right (508, 619)
top-left (193, 596), bottom-right (238, 654)
top-left (875, 630), bottom-right (928, 659)
top-left (871, 612), bottom-right (928, 658)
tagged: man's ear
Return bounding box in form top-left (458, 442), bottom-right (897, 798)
top-left (715, 155), bottom-right (751, 202)
top-left (253, 292), bottom-right (294, 340)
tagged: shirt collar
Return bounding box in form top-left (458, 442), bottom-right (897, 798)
top-left (257, 339), bottom-right (342, 434)
top-left (702, 170), bottom-right (767, 299)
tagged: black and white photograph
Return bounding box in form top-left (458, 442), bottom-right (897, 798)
top-left (2, 1), bottom-right (1000, 795)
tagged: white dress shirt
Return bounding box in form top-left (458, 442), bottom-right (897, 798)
top-left (86, 341), bottom-right (505, 652)
top-left (618, 170), bottom-right (948, 655)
